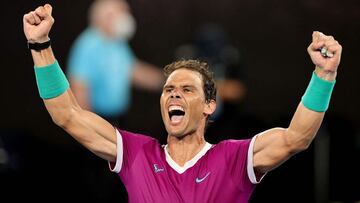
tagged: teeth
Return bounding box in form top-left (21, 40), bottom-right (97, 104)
top-left (169, 105), bottom-right (184, 112)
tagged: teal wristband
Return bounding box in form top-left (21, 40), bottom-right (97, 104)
top-left (34, 60), bottom-right (70, 99)
top-left (301, 71), bottom-right (336, 112)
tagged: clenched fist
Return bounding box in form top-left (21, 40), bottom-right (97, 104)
top-left (307, 31), bottom-right (342, 74)
top-left (23, 4), bottom-right (54, 43)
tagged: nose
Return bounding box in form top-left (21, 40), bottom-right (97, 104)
top-left (170, 89), bottom-right (181, 99)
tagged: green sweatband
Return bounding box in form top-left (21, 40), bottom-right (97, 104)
top-left (34, 60), bottom-right (70, 99)
top-left (301, 71), bottom-right (336, 112)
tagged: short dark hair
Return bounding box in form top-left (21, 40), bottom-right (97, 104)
top-left (163, 59), bottom-right (217, 103)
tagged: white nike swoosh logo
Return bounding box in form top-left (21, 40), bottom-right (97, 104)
top-left (195, 172), bottom-right (211, 183)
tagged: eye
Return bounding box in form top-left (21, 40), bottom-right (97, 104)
top-left (164, 88), bottom-right (172, 93)
top-left (183, 88), bottom-right (191, 93)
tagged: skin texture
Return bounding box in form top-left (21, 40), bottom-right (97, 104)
top-left (24, 4), bottom-right (342, 174)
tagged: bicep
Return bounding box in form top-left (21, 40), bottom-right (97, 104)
top-left (252, 128), bottom-right (295, 173)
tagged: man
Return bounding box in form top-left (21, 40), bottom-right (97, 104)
top-left (23, 4), bottom-right (342, 203)
top-left (67, 0), bottom-right (164, 125)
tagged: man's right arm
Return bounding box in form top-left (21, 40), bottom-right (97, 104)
top-left (24, 4), bottom-right (117, 162)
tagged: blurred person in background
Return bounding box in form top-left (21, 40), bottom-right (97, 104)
top-left (67, 0), bottom-right (164, 126)
top-left (24, 3), bottom-right (342, 203)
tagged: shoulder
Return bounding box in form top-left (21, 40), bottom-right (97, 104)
top-left (72, 28), bottom-right (103, 50)
top-left (211, 139), bottom-right (253, 158)
top-left (216, 139), bottom-right (252, 149)
top-left (116, 128), bottom-right (158, 144)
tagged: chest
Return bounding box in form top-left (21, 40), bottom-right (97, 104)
top-left (92, 43), bottom-right (133, 77)
top-left (123, 150), bottom-right (240, 203)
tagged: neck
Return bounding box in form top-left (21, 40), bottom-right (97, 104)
top-left (166, 131), bottom-right (206, 167)
top-left (92, 24), bottom-right (115, 40)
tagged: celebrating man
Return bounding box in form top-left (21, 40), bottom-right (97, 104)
top-left (23, 4), bottom-right (342, 203)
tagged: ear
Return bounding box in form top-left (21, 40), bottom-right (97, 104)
top-left (203, 100), bottom-right (216, 116)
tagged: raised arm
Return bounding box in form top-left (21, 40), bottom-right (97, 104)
top-left (253, 31), bottom-right (342, 174)
top-left (23, 4), bottom-right (117, 162)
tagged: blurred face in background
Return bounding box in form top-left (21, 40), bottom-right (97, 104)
top-left (90, 0), bottom-right (136, 40)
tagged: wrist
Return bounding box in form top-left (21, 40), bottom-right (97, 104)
top-left (315, 66), bottom-right (337, 81)
top-left (31, 46), bottom-right (55, 67)
top-left (27, 36), bottom-right (50, 44)
top-left (301, 71), bottom-right (336, 112)
top-left (34, 60), bottom-right (70, 99)
top-left (28, 38), bottom-right (51, 52)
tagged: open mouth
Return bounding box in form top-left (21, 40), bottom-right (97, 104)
top-left (168, 106), bottom-right (185, 124)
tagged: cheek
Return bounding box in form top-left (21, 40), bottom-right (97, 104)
top-left (189, 100), bottom-right (205, 119)
top-left (160, 94), bottom-right (166, 107)
top-left (160, 101), bottom-right (166, 116)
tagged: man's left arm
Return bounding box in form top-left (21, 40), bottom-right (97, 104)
top-left (252, 31), bottom-right (342, 174)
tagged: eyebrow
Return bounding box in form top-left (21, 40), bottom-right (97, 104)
top-left (163, 85), bottom-right (174, 90)
top-left (182, 85), bottom-right (195, 89)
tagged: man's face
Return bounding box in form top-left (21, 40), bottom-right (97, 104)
top-left (100, 0), bottom-right (135, 39)
top-left (160, 69), bottom-right (215, 138)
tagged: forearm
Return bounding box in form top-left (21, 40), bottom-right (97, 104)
top-left (32, 48), bottom-right (116, 158)
top-left (286, 103), bottom-right (324, 151)
top-left (69, 79), bottom-right (92, 111)
top-left (31, 47), bottom-right (55, 67)
top-left (44, 89), bottom-right (80, 127)
top-left (31, 46), bottom-right (78, 126)
top-left (286, 69), bottom-right (336, 151)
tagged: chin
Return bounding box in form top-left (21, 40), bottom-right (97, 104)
top-left (168, 127), bottom-right (197, 140)
top-left (166, 126), bottom-right (184, 138)
top-left (167, 129), bottom-right (184, 138)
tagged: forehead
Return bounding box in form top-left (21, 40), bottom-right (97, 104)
top-left (100, 0), bottom-right (129, 14)
top-left (165, 68), bottom-right (203, 87)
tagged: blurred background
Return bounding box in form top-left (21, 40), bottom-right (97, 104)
top-left (1, 0), bottom-right (359, 202)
